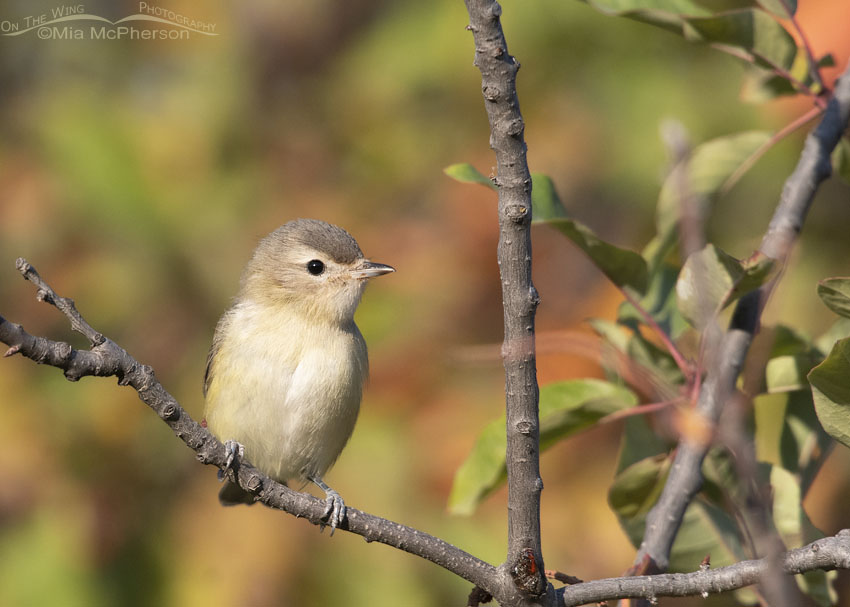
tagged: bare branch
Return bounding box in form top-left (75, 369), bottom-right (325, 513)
top-left (15, 257), bottom-right (105, 347)
top-left (463, 0), bottom-right (547, 600)
top-left (635, 60), bottom-right (850, 572)
top-left (0, 260), bottom-right (499, 595)
top-left (562, 530), bottom-right (850, 606)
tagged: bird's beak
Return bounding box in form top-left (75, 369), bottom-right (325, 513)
top-left (350, 260), bottom-right (395, 280)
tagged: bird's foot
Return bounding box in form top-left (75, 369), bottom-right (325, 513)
top-left (321, 488), bottom-right (346, 536)
top-left (218, 439), bottom-right (245, 482)
top-left (309, 476), bottom-right (346, 536)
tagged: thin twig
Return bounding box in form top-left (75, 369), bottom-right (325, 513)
top-left (15, 258), bottom-right (105, 347)
top-left (598, 398), bottom-right (682, 425)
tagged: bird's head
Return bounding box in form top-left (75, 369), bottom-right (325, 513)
top-left (241, 219), bottom-right (394, 325)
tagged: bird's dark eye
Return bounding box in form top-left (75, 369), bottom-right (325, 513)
top-left (306, 259), bottom-right (325, 275)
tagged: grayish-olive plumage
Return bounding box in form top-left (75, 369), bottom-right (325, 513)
top-left (203, 219), bottom-right (394, 531)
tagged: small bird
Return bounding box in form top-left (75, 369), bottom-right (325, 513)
top-left (203, 219), bottom-right (394, 533)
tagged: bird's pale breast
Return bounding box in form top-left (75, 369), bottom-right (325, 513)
top-left (204, 299), bottom-right (367, 483)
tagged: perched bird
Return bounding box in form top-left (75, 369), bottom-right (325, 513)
top-left (203, 219), bottom-right (394, 533)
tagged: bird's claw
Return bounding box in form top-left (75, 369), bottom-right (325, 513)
top-left (320, 488), bottom-right (346, 536)
top-left (306, 475), bottom-right (347, 535)
top-left (218, 439), bottom-right (245, 482)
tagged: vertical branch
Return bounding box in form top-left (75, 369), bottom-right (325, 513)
top-left (463, 0), bottom-right (546, 598)
top-left (635, 62), bottom-right (850, 573)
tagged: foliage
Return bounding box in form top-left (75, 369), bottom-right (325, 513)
top-left (449, 378), bottom-right (637, 514)
top-left (447, 1), bottom-right (850, 602)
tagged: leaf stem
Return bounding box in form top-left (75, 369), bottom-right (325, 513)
top-left (599, 398), bottom-right (683, 425)
top-left (721, 105), bottom-right (824, 196)
top-left (620, 287), bottom-right (692, 381)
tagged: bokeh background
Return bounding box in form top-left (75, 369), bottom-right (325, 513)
top-left (1, 0), bottom-right (849, 605)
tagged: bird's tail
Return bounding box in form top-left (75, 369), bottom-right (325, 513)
top-left (218, 480), bottom-right (257, 506)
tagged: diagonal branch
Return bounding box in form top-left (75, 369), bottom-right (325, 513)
top-left (16, 257), bottom-right (105, 347)
top-left (634, 60), bottom-right (850, 574)
top-left (562, 530), bottom-right (850, 606)
top-left (463, 0), bottom-right (547, 601)
top-left (0, 260), bottom-right (499, 596)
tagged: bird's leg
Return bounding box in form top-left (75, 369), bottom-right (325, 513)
top-left (308, 475), bottom-right (346, 535)
top-left (218, 439), bottom-right (245, 481)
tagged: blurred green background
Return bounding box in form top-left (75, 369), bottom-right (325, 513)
top-left (1, 0), bottom-right (849, 605)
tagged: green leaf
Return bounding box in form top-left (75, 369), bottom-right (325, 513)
top-left (684, 9), bottom-right (798, 72)
top-left (702, 452), bottom-right (836, 603)
top-left (447, 417), bottom-right (505, 516)
top-left (583, 0), bottom-right (705, 14)
top-left (817, 277), bottom-right (850, 318)
top-left (539, 380), bottom-right (638, 446)
top-left (760, 324), bottom-right (822, 395)
top-left (766, 464), bottom-right (837, 605)
top-left (742, 51), bottom-right (832, 103)
top-left (829, 135), bottom-right (850, 183)
top-left (609, 454), bottom-right (670, 520)
top-left (579, 2), bottom-right (804, 93)
top-left (754, 392), bottom-right (787, 468)
top-left (590, 318), bottom-right (631, 353)
top-left (656, 131), bottom-right (771, 239)
top-left (769, 324), bottom-right (816, 357)
top-left (701, 447), bottom-right (745, 505)
top-left (757, 0), bottom-right (796, 17)
top-left (618, 263), bottom-right (689, 339)
top-left (641, 227), bottom-right (679, 277)
top-left (815, 317), bottom-right (850, 356)
top-left (616, 416), bottom-right (671, 474)
top-left (537, 218), bottom-right (648, 294)
top-left (735, 250), bottom-right (777, 294)
top-left (741, 69), bottom-right (799, 103)
top-left (818, 53), bottom-right (836, 68)
top-left (670, 499), bottom-right (747, 571)
top-left (808, 337), bottom-right (850, 450)
top-left (592, 316), bottom-right (683, 399)
top-left (530, 173), bottom-right (568, 220)
top-left (703, 455), bottom-right (834, 603)
top-left (676, 244), bottom-right (776, 329)
top-left (579, 0), bottom-right (708, 34)
top-left (780, 391), bottom-right (832, 497)
top-left (449, 379), bottom-right (637, 515)
top-left (766, 354), bottom-right (819, 393)
top-left (626, 331), bottom-right (684, 390)
top-left (443, 163), bottom-right (496, 190)
top-left (609, 454), bottom-right (747, 570)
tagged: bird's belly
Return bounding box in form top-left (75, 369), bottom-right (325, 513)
top-left (205, 328), bottom-right (364, 483)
